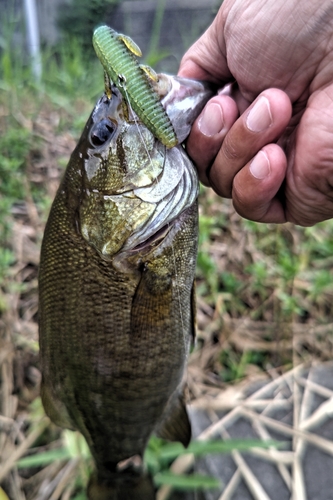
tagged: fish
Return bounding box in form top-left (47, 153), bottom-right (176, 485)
top-left (38, 68), bottom-right (213, 499)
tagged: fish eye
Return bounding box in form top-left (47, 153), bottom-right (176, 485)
top-left (90, 119), bottom-right (116, 147)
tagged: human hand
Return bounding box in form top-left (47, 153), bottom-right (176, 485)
top-left (178, 0), bottom-right (333, 226)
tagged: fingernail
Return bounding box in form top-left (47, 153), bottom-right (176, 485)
top-left (250, 151), bottom-right (270, 179)
top-left (198, 102), bottom-right (224, 137)
top-left (246, 96), bottom-right (272, 132)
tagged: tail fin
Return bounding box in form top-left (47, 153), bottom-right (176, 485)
top-left (87, 471), bottom-right (155, 500)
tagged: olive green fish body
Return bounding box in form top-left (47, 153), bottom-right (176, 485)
top-left (93, 25), bottom-right (178, 148)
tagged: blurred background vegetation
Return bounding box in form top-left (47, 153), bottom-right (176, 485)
top-left (1, 0), bottom-right (333, 498)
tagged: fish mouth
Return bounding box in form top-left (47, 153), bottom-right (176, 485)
top-left (158, 75), bottom-right (215, 143)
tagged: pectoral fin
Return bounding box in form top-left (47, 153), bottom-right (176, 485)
top-left (154, 389), bottom-right (191, 447)
top-left (40, 381), bottom-right (76, 431)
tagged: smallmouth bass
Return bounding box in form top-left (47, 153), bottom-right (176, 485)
top-left (39, 69), bottom-right (212, 499)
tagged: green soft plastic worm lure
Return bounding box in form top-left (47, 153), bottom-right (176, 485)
top-left (93, 25), bottom-right (178, 148)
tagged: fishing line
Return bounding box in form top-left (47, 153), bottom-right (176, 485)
top-left (121, 79), bottom-right (155, 168)
top-left (121, 77), bottom-right (169, 195)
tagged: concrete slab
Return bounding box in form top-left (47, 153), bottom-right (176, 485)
top-left (168, 362), bottom-right (333, 500)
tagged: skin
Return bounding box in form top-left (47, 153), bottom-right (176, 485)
top-left (178, 0), bottom-right (333, 226)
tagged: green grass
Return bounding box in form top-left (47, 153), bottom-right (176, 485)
top-left (198, 186), bottom-right (333, 325)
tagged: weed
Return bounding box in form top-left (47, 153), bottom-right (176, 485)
top-left (219, 348), bottom-right (269, 382)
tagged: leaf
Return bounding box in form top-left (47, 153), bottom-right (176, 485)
top-left (157, 439), bottom-right (284, 461)
top-left (63, 430), bottom-right (90, 459)
top-left (144, 447), bottom-right (161, 473)
top-left (154, 472), bottom-right (220, 490)
top-left (17, 448), bottom-right (71, 468)
top-left (0, 487), bottom-right (10, 500)
top-left (156, 441), bottom-right (184, 461)
top-left (188, 439), bottom-right (283, 456)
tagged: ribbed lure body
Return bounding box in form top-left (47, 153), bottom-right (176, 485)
top-left (93, 25), bottom-right (178, 148)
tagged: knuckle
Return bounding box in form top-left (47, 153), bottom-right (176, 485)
top-left (232, 181), bottom-right (263, 220)
top-left (232, 184), bottom-right (250, 213)
top-left (222, 135), bottom-right (241, 162)
top-left (210, 177), bottom-right (232, 199)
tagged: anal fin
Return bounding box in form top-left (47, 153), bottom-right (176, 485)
top-left (154, 389), bottom-right (191, 447)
